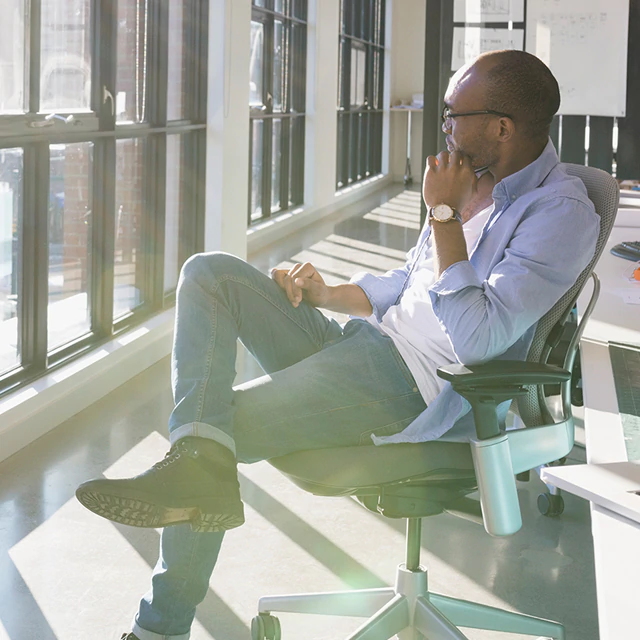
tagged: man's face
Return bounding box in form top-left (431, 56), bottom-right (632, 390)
top-left (442, 64), bottom-right (501, 170)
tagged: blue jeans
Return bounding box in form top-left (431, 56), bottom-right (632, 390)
top-left (133, 252), bottom-right (426, 639)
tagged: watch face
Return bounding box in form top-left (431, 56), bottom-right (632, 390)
top-left (433, 204), bottom-right (454, 221)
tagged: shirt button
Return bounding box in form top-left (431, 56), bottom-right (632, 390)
top-left (511, 195), bottom-right (517, 202)
top-left (413, 387), bottom-right (418, 393)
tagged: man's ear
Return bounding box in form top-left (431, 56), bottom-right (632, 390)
top-left (497, 116), bottom-right (515, 142)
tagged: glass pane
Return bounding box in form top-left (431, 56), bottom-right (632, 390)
top-left (114, 139), bottom-right (146, 318)
top-left (292, 0), bottom-right (307, 21)
top-left (251, 120), bottom-right (264, 220)
top-left (164, 135), bottom-right (183, 293)
top-left (250, 21), bottom-right (264, 107)
top-left (273, 20), bottom-right (285, 112)
top-left (271, 119), bottom-right (282, 211)
top-left (0, 4), bottom-right (26, 113)
top-left (351, 47), bottom-right (366, 107)
top-left (274, 0), bottom-right (285, 14)
top-left (353, 0), bottom-right (362, 40)
top-left (377, 0), bottom-right (385, 46)
top-left (167, 0), bottom-right (187, 120)
top-left (116, 0), bottom-right (149, 123)
top-left (0, 148), bottom-right (22, 373)
top-left (342, 0), bottom-right (351, 35)
top-left (41, 0), bottom-right (92, 112)
top-left (253, 0), bottom-right (267, 6)
top-left (48, 143), bottom-right (93, 351)
top-left (291, 24), bottom-right (306, 112)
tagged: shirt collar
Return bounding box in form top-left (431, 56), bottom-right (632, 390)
top-left (492, 138), bottom-right (559, 206)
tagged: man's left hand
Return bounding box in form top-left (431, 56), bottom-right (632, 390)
top-left (423, 150), bottom-right (477, 211)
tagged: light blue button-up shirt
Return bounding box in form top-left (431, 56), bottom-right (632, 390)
top-left (350, 140), bottom-right (600, 444)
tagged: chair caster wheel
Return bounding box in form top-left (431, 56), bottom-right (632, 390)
top-left (251, 613), bottom-right (281, 640)
top-left (538, 492), bottom-right (564, 517)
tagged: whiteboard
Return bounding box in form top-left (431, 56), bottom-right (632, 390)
top-left (454, 0), bottom-right (525, 23)
top-left (526, 0), bottom-right (630, 117)
top-left (452, 27), bottom-right (524, 70)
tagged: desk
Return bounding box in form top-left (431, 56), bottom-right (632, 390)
top-left (542, 221), bottom-right (640, 639)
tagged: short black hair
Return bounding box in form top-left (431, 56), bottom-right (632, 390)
top-left (480, 50), bottom-right (561, 140)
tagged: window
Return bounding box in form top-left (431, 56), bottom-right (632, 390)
top-left (337, 0), bottom-right (386, 189)
top-left (249, 0), bottom-right (308, 225)
top-left (0, 0), bottom-right (208, 396)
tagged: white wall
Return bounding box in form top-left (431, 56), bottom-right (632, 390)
top-left (205, 0), bottom-right (252, 259)
top-left (389, 0), bottom-right (426, 183)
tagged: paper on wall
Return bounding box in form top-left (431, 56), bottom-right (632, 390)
top-left (454, 0), bottom-right (525, 23)
top-left (451, 27), bottom-right (524, 71)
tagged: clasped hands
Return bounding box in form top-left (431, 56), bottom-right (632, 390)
top-left (271, 261), bottom-right (330, 309)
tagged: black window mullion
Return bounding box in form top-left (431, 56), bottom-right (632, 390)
top-left (248, 120), bottom-right (255, 226)
top-left (290, 116), bottom-right (304, 205)
top-left (29, 0), bottom-right (42, 113)
top-left (20, 144), bottom-right (49, 371)
top-left (262, 15), bottom-right (275, 218)
top-left (91, 138), bottom-right (115, 339)
top-left (262, 117), bottom-right (273, 218)
top-left (281, 117), bottom-right (291, 208)
top-left (149, 0), bottom-right (169, 127)
top-left (193, 131), bottom-right (206, 255)
top-left (194, 0), bottom-right (209, 123)
top-left (179, 132), bottom-right (199, 268)
top-left (147, 134), bottom-right (166, 308)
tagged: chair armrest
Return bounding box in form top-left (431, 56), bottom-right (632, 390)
top-left (437, 361), bottom-right (571, 388)
top-left (437, 361), bottom-right (571, 442)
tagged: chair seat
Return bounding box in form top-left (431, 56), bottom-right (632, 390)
top-left (268, 441), bottom-right (475, 496)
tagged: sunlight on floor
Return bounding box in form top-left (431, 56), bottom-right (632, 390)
top-left (8, 488), bottom-right (156, 639)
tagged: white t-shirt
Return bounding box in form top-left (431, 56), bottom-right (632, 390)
top-left (367, 204), bottom-right (494, 404)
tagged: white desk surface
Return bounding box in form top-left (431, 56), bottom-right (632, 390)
top-left (541, 461), bottom-right (640, 525)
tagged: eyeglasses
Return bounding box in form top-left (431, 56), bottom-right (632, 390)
top-left (441, 106), bottom-right (512, 129)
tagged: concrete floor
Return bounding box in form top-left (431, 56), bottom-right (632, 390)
top-left (0, 187), bottom-right (598, 639)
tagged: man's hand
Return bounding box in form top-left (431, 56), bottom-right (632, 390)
top-left (423, 150), bottom-right (477, 211)
top-left (271, 262), bottom-right (331, 308)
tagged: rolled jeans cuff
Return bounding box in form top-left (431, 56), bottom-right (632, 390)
top-left (133, 619), bottom-right (189, 640)
top-left (169, 421), bottom-right (237, 456)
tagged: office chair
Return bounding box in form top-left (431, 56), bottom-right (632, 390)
top-left (250, 164), bottom-right (619, 640)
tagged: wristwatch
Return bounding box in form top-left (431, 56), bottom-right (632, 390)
top-left (428, 203), bottom-right (462, 224)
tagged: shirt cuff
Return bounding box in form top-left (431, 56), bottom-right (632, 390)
top-left (429, 260), bottom-right (481, 296)
top-left (349, 272), bottom-right (384, 319)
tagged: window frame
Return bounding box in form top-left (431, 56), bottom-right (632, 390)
top-left (0, 0), bottom-right (208, 397)
top-left (336, 0), bottom-right (386, 190)
top-left (249, 0), bottom-right (307, 226)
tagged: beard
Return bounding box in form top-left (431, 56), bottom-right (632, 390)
top-left (447, 136), bottom-right (499, 170)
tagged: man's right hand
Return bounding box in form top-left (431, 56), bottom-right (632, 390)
top-left (271, 262), bottom-right (331, 309)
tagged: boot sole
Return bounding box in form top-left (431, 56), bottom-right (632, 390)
top-left (76, 487), bottom-right (244, 533)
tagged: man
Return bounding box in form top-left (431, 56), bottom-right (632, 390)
top-left (77, 50), bottom-right (599, 640)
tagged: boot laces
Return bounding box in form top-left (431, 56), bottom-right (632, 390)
top-left (153, 440), bottom-right (191, 470)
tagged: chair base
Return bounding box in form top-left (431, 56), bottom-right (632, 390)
top-left (258, 563), bottom-right (565, 640)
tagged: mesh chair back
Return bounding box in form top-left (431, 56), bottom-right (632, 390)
top-left (516, 164), bottom-right (620, 427)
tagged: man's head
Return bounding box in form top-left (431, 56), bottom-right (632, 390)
top-left (443, 50), bottom-right (560, 171)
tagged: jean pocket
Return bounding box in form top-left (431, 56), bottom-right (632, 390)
top-left (386, 340), bottom-right (419, 390)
